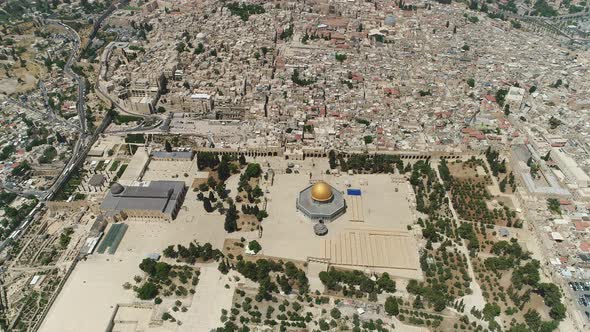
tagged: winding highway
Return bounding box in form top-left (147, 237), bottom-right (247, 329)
top-left (0, 21), bottom-right (90, 252)
top-left (0, 10), bottom-right (115, 251)
top-left (1, 0), bottom-right (158, 252)
top-left (43, 21), bottom-right (90, 202)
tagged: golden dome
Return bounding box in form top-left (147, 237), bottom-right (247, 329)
top-left (311, 182), bottom-right (333, 202)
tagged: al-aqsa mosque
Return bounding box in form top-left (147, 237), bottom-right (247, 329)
top-left (296, 181), bottom-right (346, 224)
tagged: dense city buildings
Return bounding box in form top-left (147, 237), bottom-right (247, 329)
top-left (0, 0), bottom-right (590, 331)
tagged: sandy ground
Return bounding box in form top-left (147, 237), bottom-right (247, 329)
top-left (391, 318), bottom-right (430, 332)
top-left (177, 266), bottom-right (237, 331)
top-left (0, 64), bottom-right (39, 95)
top-left (0, 78), bottom-right (20, 95)
top-left (39, 252), bottom-right (140, 332)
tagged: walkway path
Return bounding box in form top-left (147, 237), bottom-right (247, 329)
top-left (432, 160), bottom-right (489, 329)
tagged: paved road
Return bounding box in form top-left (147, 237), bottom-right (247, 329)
top-left (44, 21), bottom-right (89, 202)
top-left (0, 18), bottom-right (106, 251)
top-left (95, 41), bottom-right (169, 134)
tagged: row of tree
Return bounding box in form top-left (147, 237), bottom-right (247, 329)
top-left (485, 147), bottom-right (507, 178)
top-left (319, 268), bottom-right (396, 297)
top-left (235, 259), bottom-right (309, 300)
top-left (196, 152), bottom-right (240, 182)
top-left (162, 242), bottom-right (223, 264)
top-left (411, 161), bottom-right (447, 215)
top-left (328, 151), bottom-right (407, 174)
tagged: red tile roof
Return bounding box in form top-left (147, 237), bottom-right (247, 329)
top-left (574, 221), bottom-right (589, 232)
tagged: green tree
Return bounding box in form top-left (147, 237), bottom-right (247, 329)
top-left (547, 198), bottom-right (561, 215)
top-left (413, 295), bottom-right (424, 309)
top-left (248, 240), bottom-right (262, 254)
top-left (483, 303), bottom-right (501, 321)
top-left (256, 210), bottom-right (268, 221)
top-left (194, 43), bottom-right (204, 54)
top-left (163, 245), bottom-right (177, 258)
top-left (218, 260), bottom-right (229, 274)
top-left (224, 204), bottom-right (238, 233)
top-left (495, 88), bottom-right (509, 106)
top-left (549, 302), bottom-right (566, 321)
top-left (207, 176), bottom-right (217, 188)
top-left (203, 197), bottom-right (214, 212)
top-left (384, 296), bottom-right (399, 316)
top-left (537, 283), bottom-right (562, 308)
top-left (549, 116), bottom-right (562, 129)
top-left (377, 272), bottom-right (396, 293)
top-left (139, 258), bottom-right (157, 275)
top-left (252, 186), bottom-right (263, 198)
top-left (330, 307), bottom-right (341, 319)
top-left (507, 323), bottom-right (529, 332)
top-left (216, 182), bottom-right (228, 199)
top-left (335, 53), bottom-right (347, 62)
top-left (154, 262), bottom-right (171, 280)
top-left (328, 150), bottom-right (337, 169)
top-left (218, 156), bottom-right (231, 181)
top-left (499, 177), bottom-right (507, 192)
top-left (512, 260), bottom-right (541, 288)
top-left (524, 309), bottom-right (541, 331)
top-left (175, 42), bottom-right (186, 53)
top-left (137, 282), bottom-right (158, 300)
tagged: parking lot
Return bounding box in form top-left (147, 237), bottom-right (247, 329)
top-left (569, 280), bottom-right (590, 321)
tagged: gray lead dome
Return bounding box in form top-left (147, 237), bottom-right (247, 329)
top-left (314, 223), bottom-right (328, 236)
top-left (110, 183), bottom-right (125, 195)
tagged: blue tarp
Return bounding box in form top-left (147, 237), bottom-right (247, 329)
top-left (347, 189), bottom-right (362, 196)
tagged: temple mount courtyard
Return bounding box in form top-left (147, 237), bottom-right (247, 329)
top-left (261, 172), bottom-right (421, 279)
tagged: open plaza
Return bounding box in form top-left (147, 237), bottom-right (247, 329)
top-left (39, 154), bottom-right (424, 331)
top-left (262, 172), bottom-right (421, 279)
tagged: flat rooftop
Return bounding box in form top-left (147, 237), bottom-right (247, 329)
top-left (101, 181), bottom-right (185, 217)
